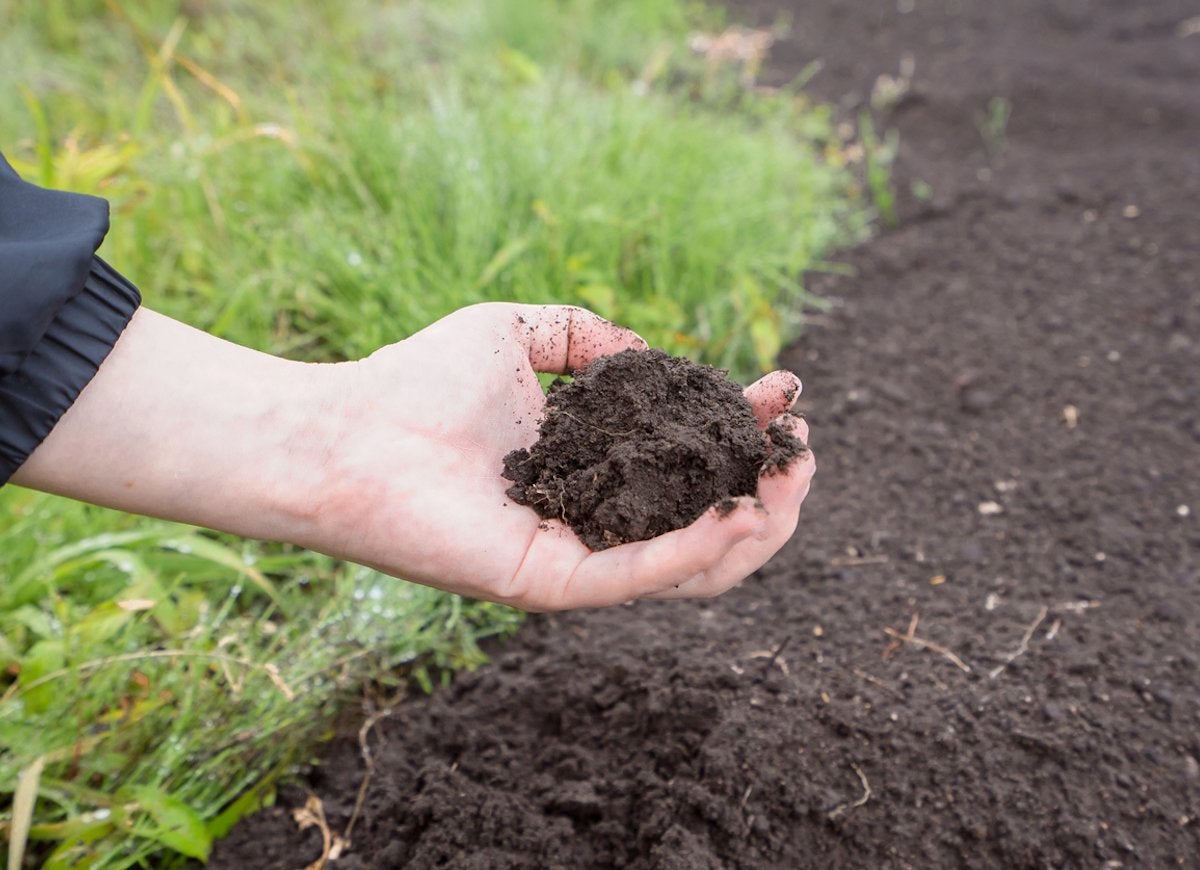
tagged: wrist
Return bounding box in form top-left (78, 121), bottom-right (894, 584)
top-left (259, 359), bottom-right (356, 549)
top-left (12, 309), bottom-right (354, 548)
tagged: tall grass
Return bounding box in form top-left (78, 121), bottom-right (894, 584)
top-left (203, 75), bottom-right (857, 369)
top-left (2, 0), bottom-right (864, 372)
top-left (1, 0), bottom-right (869, 865)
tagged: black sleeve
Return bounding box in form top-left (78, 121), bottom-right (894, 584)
top-left (0, 152), bottom-right (142, 485)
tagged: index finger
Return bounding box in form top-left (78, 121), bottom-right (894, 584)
top-left (513, 305), bottom-right (648, 374)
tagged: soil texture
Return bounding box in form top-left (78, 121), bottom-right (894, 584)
top-left (212, 0), bottom-right (1200, 866)
top-left (502, 349), bottom-right (775, 551)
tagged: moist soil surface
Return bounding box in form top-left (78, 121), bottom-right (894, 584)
top-left (502, 349), bottom-right (776, 551)
top-left (212, 0), bottom-right (1200, 866)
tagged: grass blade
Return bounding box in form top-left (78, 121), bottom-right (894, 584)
top-left (9, 755), bottom-right (46, 870)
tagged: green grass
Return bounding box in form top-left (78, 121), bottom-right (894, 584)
top-left (1, 0), bottom-right (871, 865)
top-left (2, 0), bottom-right (866, 372)
top-left (0, 491), bottom-right (522, 867)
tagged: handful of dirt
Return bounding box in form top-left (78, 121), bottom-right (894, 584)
top-left (503, 348), bottom-right (804, 550)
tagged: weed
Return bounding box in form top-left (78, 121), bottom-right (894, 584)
top-left (978, 96), bottom-right (1012, 156)
top-left (869, 54), bottom-right (915, 112)
top-left (859, 111), bottom-right (900, 228)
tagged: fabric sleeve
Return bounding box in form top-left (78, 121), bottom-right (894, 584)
top-left (0, 153), bottom-right (142, 485)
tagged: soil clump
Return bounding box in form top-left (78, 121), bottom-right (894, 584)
top-left (502, 348), bottom-right (781, 550)
top-left (211, 1), bottom-right (1200, 866)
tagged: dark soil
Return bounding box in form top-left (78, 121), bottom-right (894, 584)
top-left (502, 349), bottom-right (774, 551)
top-left (211, 0), bottom-right (1200, 866)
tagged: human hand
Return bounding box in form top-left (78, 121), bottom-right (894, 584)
top-left (14, 303), bottom-right (813, 612)
top-left (305, 303), bottom-right (815, 610)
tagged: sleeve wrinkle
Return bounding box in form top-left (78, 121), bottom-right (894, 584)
top-left (0, 151), bottom-right (142, 485)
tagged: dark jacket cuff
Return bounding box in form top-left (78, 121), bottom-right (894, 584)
top-left (0, 257), bottom-right (141, 485)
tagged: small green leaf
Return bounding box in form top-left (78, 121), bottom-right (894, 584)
top-left (31, 811), bottom-right (118, 842)
top-left (71, 602), bottom-right (135, 648)
top-left (7, 604), bottom-right (59, 640)
top-left (207, 782), bottom-right (276, 840)
top-left (6, 530), bottom-right (167, 607)
top-left (131, 785), bottom-right (212, 861)
top-left (54, 548), bottom-right (156, 586)
top-left (43, 838), bottom-right (107, 870)
top-left (20, 640), bottom-right (66, 714)
top-left (0, 630), bottom-right (18, 670)
top-left (161, 535), bottom-right (286, 613)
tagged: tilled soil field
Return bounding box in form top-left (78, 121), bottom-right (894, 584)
top-left (212, 0), bottom-right (1200, 866)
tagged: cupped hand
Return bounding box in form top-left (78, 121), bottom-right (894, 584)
top-left (309, 303), bottom-right (815, 611)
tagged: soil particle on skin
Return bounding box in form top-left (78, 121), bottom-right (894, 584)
top-left (761, 417), bottom-right (807, 476)
top-left (502, 348), bottom-right (786, 550)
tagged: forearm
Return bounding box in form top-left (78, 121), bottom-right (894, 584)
top-left (11, 308), bottom-right (341, 544)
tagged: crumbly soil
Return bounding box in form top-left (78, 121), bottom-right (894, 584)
top-left (211, 0), bottom-right (1200, 866)
top-left (502, 349), bottom-right (775, 551)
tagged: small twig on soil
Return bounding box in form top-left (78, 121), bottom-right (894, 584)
top-left (827, 763), bottom-right (872, 820)
top-left (829, 554), bottom-right (890, 566)
top-left (530, 479), bottom-right (570, 523)
top-left (341, 708), bottom-right (393, 850)
top-left (851, 666), bottom-right (905, 699)
top-left (1052, 599), bottom-right (1101, 614)
top-left (748, 637), bottom-right (792, 676)
top-left (988, 605), bottom-right (1049, 680)
top-left (292, 794), bottom-right (344, 870)
top-left (555, 409), bottom-right (636, 438)
top-left (884, 613), bottom-right (972, 674)
top-left (1045, 617), bottom-right (1062, 641)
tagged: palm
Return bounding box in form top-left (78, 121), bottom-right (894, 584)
top-left (315, 304), bottom-right (814, 611)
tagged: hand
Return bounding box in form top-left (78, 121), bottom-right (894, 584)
top-left (14, 303), bottom-right (814, 612)
top-left (304, 303), bottom-right (815, 610)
